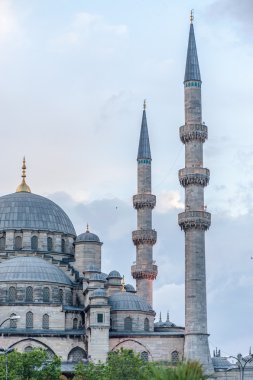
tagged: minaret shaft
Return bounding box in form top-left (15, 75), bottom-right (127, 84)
top-left (178, 21), bottom-right (213, 375)
top-left (131, 107), bottom-right (157, 307)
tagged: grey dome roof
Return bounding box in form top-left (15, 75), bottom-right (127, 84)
top-left (125, 284), bottom-right (135, 293)
top-left (108, 292), bottom-right (153, 312)
top-left (76, 231), bottom-right (100, 243)
top-left (89, 272), bottom-right (107, 282)
top-left (90, 288), bottom-right (107, 298)
top-left (0, 256), bottom-right (72, 285)
top-left (0, 192), bottom-right (76, 235)
top-left (108, 270), bottom-right (121, 279)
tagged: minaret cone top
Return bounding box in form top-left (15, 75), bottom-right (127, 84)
top-left (184, 23), bottom-right (201, 82)
top-left (137, 105), bottom-right (151, 160)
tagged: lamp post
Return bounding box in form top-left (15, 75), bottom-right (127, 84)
top-left (0, 316), bottom-right (20, 380)
top-left (228, 354), bottom-right (253, 380)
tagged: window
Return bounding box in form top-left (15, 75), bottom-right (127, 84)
top-left (68, 347), bottom-right (87, 362)
top-left (47, 237), bottom-right (53, 252)
top-left (24, 346), bottom-right (33, 352)
top-left (9, 286), bottom-right (16, 302)
top-left (171, 351), bottom-right (179, 365)
top-left (97, 314), bottom-right (103, 323)
top-left (26, 311), bottom-right (33, 329)
top-left (141, 351), bottom-right (149, 362)
top-left (61, 239), bottom-right (65, 253)
top-left (73, 318), bottom-right (78, 329)
top-left (10, 313), bottom-right (17, 329)
top-left (43, 287), bottom-right (50, 302)
top-left (26, 287), bottom-right (33, 302)
top-left (42, 314), bottom-right (49, 329)
top-left (15, 236), bottom-right (22, 250)
top-left (31, 236), bottom-right (38, 250)
top-left (0, 236), bottom-right (5, 250)
top-left (144, 318), bottom-right (149, 331)
top-left (59, 289), bottom-right (64, 303)
top-left (124, 317), bottom-right (132, 331)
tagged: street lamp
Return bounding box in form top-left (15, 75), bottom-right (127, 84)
top-left (0, 315), bottom-right (20, 328)
top-left (228, 354), bottom-right (253, 380)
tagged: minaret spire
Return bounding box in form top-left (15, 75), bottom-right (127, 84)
top-left (178, 18), bottom-right (213, 374)
top-left (131, 102), bottom-right (157, 306)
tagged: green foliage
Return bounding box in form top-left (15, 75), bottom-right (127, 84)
top-left (0, 348), bottom-right (61, 380)
top-left (73, 349), bottom-right (207, 380)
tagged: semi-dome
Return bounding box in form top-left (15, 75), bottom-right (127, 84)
top-left (108, 292), bottom-right (153, 312)
top-left (0, 256), bottom-right (73, 285)
top-left (76, 229), bottom-right (100, 243)
top-left (107, 270), bottom-right (121, 279)
top-left (0, 192), bottom-right (76, 235)
top-left (125, 284), bottom-right (136, 293)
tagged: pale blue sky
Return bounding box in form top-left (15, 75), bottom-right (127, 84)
top-left (0, 0), bottom-right (252, 358)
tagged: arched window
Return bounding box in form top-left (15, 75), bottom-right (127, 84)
top-left (47, 237), bottom-right (53, 252)
top-left (0, 236), bottom-right (5, 250)
top-left (24, 346), bottom-right (33, 352)
top-left (26, 311), bottom-right (33, 329)
top-left (73, 318), bottom-right (78, 329)
top-left (9, 286), bottom-right (16, 302)
top-left (59, 289), bottom-right (64, 303)
top-left (26, 287), bottom-right (33, 302)
top-left (124, 316), bottom-right (132, 331)
top-left (15, 236), bottom-right (22, 250)
top-left (31, 236), bottom-right (38, 251)
top-left (42, 314), bottom-right (49, 329)
top-left (43, 287), bottom-right (50, 302)
top-left (144, 318), bottom-right (149, 332)
top-left (140, 351), bottom-right (149, 362)
top-left (10, 313), bottom-right (17, 329)
top-left (66, 290), bottom-right (73, 305)
top-left (61, 239), bottom-right (65, 253)
top-left (171, 351), bottom-right (179, 365)
top-left (68, 347), bottom-right (87, 362)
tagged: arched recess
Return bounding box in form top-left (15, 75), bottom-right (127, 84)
top-left (111, 339), bottom-right (152, 360)
top-left (68, 347), bottom-right (87, 362)
top-left (8, 338), bottom-right (56, 356)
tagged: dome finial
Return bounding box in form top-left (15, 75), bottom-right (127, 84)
top-left (190, 9), bottom-right (194, 24)
top-left (16, 157), bottom-right (31, 193)
top-left (86, 223), bottom-right (89, 232)
top-left (121, 275), bottom-right (126, 292)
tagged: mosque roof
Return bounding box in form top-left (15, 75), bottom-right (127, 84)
top-left (90, 288), bottom-right (107, 298)
top-left (107, 270), bottom-right (122, 279)
top-left (0, 192), bottom-right (76, 235)
top-left (0, 256), bottom-right (73, 285)
top-left (125, 284), bottom-right (136, 293)
top-left (184, 22), bottom-right (201, 82)
top-left (76, 229), bottom-right (100, 243)
top-left (108, 292), bottom-right (153, 312)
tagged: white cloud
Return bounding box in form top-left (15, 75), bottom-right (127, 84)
top-left (154, 283), bottom-right (184, 325)
top-left (0, 0), bottom-right (19, 42)
top-left (156, 190), bottom-right (184, 213)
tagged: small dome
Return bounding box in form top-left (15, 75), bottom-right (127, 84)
top-left (108, 292), bottom-right (153, 312)
top-left (125, 284), bottom-right (135, 293)
top-left (90, 288), bottom-right (107, 298)
top-left (108, 270), bottom-right (121, 279)
top-left (76, 230), bottom-right (100, 243)
top-left (89, 272), bottom-right (107, 282)
top-left (0, 256), bottom-right (72, 286)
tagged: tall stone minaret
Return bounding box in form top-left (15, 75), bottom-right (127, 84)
top-left (131, 101), bottom-right (157, 307)
top-left (178, 15), bottom-right (214, 375)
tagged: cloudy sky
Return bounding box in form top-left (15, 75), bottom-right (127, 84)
top-left (0, 0), bottom-right (252, 358)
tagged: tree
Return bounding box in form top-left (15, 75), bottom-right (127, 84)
top-left (107, 348), bottom-right (148, 380)
top-left (146, 361), bottom-right (207, 380)
top-left (74, 360), bottom-right (108, 380)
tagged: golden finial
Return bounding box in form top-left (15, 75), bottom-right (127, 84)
top-left (190, 9), bottom-right (194, 23)
top-left (16, 157), bottom-right (31, 193)
top-left (143, 99), bottom-right (146, 110)
top-left (121, 275), bottom-right (126, 292)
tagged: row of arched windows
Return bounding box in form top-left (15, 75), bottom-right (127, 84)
top-left (12, 236), bottom-right (66, 252)
top-left (8, 286), bottom-right (67, 303)
top-left (10, 312), bottom-right (49, 329)
top-left (123, 317), bottom-right (150, 332)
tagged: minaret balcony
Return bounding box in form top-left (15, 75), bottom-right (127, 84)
top-left (178, 168), bottom-right (210, 187)
top-left (132, 229), bottom-right (157, 246)
top-left (178, 211), bottom-right (211, 231)
top-left (133, 194), bottom-right (156, 209)
top-left (131, 263), bottom-right (158, 280)
top-left (180, 123), bottom-right (208, 143)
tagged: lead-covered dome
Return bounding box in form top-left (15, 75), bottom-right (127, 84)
top-left (76, 230), bottom-right (100, 243)
top-left (108, 292), bottom-right (153, 312)
top-left (0, 256), bottom-right (72, 285)
top-left (0, 192), bottom-right (76, 235)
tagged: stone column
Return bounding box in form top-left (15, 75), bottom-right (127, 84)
top-left (5, 231), bottom-right (15, 250)
top-left (38, 232), bottom-right (47, 251)
top-left (54, 234), bottom-right (62, 253)
top-left (22, 231), bottom-right (32, 250)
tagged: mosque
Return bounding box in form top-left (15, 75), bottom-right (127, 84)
top-left (0, 16), bottom-right (251, 380)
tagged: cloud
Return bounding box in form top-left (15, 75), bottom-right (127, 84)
top-left (156, 191), bottom-right (184, 213)
top-left (0, 0), bottom-right (19, 42)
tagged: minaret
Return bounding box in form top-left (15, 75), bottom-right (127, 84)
top-left (178, 13), bottom-right (214, 374)
top-left (131, 101), bottom-right (157, 307)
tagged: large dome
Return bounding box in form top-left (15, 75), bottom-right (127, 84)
top-left (0, 192), bottom-right (76, 235)
top-left (0, 256), bottom-right (72, 285)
